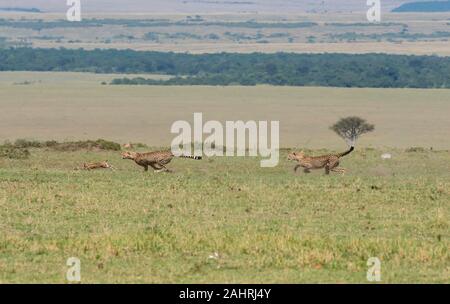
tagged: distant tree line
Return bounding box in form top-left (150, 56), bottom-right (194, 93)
top-left (0, 18), bottom-right (317, 31)
top-left (0, 7), bottom-right (42, 13)
top-left (324, 22), bottom-right (407, 27)
top-left (0, 38), bottom-right (31, 48)
top-left (1, 48), bottom-right (450, 88)
top-left (328, 31), bottom-right (450, 42)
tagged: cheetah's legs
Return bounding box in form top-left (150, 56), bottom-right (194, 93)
top-left (331, 167), bottom-right (346, 175)
top-left (158, 163), bottom-right (173, 173)
top-left (294, 163), bottom-right (312, 174)
top-left (149, 163), bottom-right (165, 173)
top-left (325, 159), bottom-right (341, 175)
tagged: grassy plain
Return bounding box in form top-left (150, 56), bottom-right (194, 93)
top-left (1, 72), bottom-right (450, 149)
top-left (0, 71), bottom-right (449, 283)
top-left (0, 147), bottom-right (449, 283)
top-left (1, 12), bottom-right (450, 55)
top-left (1, 6), bottom-right (449, 284)
top-left (30, 41), bottom-right (450, 56)
top-left (0, 71), bottom-right (172, 86)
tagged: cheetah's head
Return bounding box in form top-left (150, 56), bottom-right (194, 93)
top-left (288, 151), bottom-right (304, 161)
top-left (121, 151), bottom-right (137, 160)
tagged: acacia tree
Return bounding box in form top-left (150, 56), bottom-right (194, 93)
top-left (330, 116), bottom-right (374, 146)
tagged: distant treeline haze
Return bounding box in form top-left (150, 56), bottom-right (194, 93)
top-left (1, 48), bottom-right (450, 88)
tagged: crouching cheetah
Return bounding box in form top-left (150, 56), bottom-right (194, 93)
top-left (288, 146), bottom-right (354, 175)
top-left (75, 161), bottom-right (115, 171)
top-left (121, 150), bottom-right (202, 172)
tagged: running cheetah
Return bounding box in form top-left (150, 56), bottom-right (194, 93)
top-left (288, 146), bottom-right (354, 175)
top-left (121, 150), bottom-right (201, 172)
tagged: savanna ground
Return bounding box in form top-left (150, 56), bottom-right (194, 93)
top-left (1, 12), bottom-right (450, 55)
top-left (0, 147), bottom-right (448, 283)
top-left (0, 72), bottom-right (449, 283)
top-left (1, 72), bottom-right (450, 149)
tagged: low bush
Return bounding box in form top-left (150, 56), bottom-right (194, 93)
top-left (0, 146), bottom-right (30, 159)
top-left (0, 139), bottom-right (122, 157)
top-left (405, 147), bottom-right (427, 153)
top-left (47, 139), bottom-right (122, 152)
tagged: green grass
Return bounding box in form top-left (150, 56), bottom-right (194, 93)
top-left (0, 148), bottom-right (448, 283)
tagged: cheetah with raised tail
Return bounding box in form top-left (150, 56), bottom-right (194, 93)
top-left (121, 150), bottom-right (201, 172)
top-left (288, 146), bottom-right (354, 175)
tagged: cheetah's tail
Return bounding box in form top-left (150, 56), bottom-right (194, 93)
top-left (178, 155), bottom-right (202, 160)
top-left (339, 146), bottom-right (354, 158)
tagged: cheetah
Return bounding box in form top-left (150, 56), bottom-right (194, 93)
top-left (121, 150), bottom-right (201, 173)
top-left (288, 146), bottom-right (354, 175)
top-left (76, 160), bottom-right (115, 171)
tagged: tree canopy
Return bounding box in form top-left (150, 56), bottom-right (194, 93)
top-left (330, 117), bottom-right (375, 145)
top-left (1, 48), bottom-right (450, 88)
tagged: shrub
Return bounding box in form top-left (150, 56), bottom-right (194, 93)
top-left (95, 139), bottom-right (121, 151)
top-left (0, 139), bottom-right (122, 154)
top-left (44, 140), bottom-right (58, 147)
top-left (50, 139), bottom-right (121, 151)
top-left (405, 147), bottom-right (427, 153)
top-left (131, 142), bottom-right (149, 148)
top-left (14, 139), bottom-right (43, 148)
top-left (0, 146), bottom-right (30, 159)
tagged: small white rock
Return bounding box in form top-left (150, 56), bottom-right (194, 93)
top-left (381, 153), bottom-right (392, 160)
top-left (208, 252), bottom-right (219, 259)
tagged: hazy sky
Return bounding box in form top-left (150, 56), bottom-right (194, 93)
top-left (0, 0), bottom-right (411, 13)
